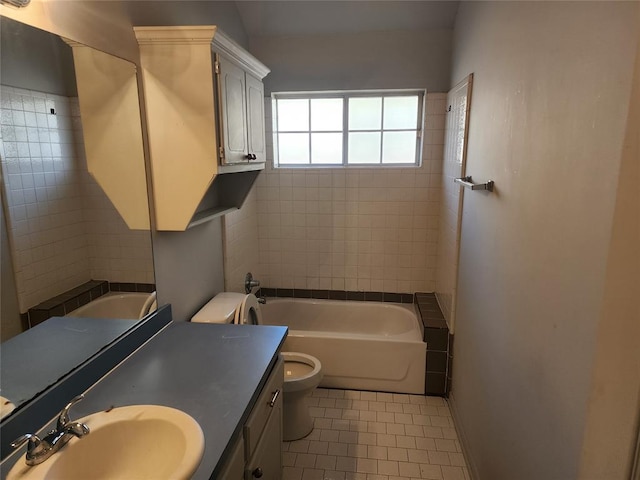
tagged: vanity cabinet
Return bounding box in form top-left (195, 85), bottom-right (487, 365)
top-left (218, 356), bottom-right (283, 480)
top-left (134, 26), bottom-right (270, 231)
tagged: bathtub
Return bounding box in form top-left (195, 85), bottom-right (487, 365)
top-left (66, 292), bottom-right (156, 320)
top-left (260, 298), bottom-right (426, 394)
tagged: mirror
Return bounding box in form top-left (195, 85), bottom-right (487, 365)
top-left (0, 16), bottom-right (155, 419)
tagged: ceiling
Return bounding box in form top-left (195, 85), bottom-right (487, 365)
top-left (235, 1), bottom-right (460, 37)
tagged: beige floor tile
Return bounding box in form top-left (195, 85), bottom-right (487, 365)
top-left (285, 391), bottom-right (467, 480)
top-left (302, 468), bottom-right (325, 480)
top-left (348, 444), bottom-right (369, 458)
top-left (377, 459), bottom-right (400, 476)
top-left (283, 466), bottom-right (304, 480)
top-left (316, 454), bottom-right (338, 470)
top-left (395, 435), bottom-right (417, 449)
top-left (398, 461), bottom-right (421, 477)
top-left (367, 445), bottom-right (388, 460)
top-left (356, 457), bottom-right (378, 474)
top-left (309, 440), bottom-right (329, 455)
top-left (328, 442), bottom-right (349, 456)
top-left (420, 463), bottom-right (444, 480)
top-left (296, 453), bottom-right (318, 468)
top-left (441, 465), bottom-right (466, 480)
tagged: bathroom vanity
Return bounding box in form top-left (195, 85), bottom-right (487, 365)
top-left (0, 320), bottom-right (287, 479)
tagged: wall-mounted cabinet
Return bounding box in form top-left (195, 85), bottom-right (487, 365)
top-left (63, 40), bottom-right (150, 230)
top-left (134, 26), bottom-right (270, 231)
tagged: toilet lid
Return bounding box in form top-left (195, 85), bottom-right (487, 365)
top-left (235, 294), bottom-right (263, 325)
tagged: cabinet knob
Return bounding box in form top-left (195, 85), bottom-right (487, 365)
top-left (245, 153), bottom-right (257, 160)
top-left (252, 467), bottom-right (263, 478)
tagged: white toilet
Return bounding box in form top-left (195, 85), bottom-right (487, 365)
top-left (281, 352), bottom-right (322, 441)
top-left (190, 292), bottom-right (323, 441)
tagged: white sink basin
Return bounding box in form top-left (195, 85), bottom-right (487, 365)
top-left (8, 405), bottom-right (204, 480)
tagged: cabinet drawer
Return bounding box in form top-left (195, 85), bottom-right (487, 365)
top-left (243, 355), bottom-right (283, 459)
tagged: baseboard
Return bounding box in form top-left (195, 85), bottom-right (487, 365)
top-left (448, 389), bottom-right (481, 480)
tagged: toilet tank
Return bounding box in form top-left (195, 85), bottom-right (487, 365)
top-left (191, 293), bottom-right (245, 324)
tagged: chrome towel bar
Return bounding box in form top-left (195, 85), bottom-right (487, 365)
top-left (454, 176), bottom-right (494, 192)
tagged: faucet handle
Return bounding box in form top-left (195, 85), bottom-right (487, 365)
top-left (11, 434), bottom-right (42, 454)
top-left (57, 394), bottom-right (84, 430)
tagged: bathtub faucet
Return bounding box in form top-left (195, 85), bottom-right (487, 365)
top-left (245, 272), bottom-right (260, 294)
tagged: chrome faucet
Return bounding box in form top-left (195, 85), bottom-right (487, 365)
top-left (244, 272), bottom-right (260, 294)
top-left (11, 395), bottom-right (90, 466)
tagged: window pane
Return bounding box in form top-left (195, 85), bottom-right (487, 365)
top-left (383, 96), bottom-right (419, 130)
top-left (311, 133), bottom-right (342, 164)
top-left (311, 98), bottom-right (343, 132)
top-left (277, 99), bottom-right (309, 131)
top-left (348, 132), bottom-right (381, 164)
top-left (278, 133), bottom-right (309, 164)
top-left (348, 97), bottom-right (381, 130)
top-left (382, 131), bottom-right (416, 164)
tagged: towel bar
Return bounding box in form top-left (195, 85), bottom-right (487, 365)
top-left (454, 176), bottom-right (494, 192)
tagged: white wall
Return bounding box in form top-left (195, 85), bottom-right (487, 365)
top-left (249, 29), bottom-right (452, 95)
top-left (448, 2), bottom-right (639, 479)
top-left (579, 19), bottom-right (640, 477)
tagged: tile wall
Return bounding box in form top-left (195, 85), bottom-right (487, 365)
top-left (252, 93), bottom-right (447, 293)
top-left (222, 187), bottom-right (260, 293)
top-left (435, 91), bottom-right (465, 327)
top-left (0, 85), bottom-right (154, 312)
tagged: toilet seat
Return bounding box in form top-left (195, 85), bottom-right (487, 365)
top-left (282, 352), bottom-right (322, 393)
top-left (234, 294), bottom-right (262, 325)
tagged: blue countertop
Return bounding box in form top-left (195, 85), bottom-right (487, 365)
top-left (1, 321), bottom-right (287, 479)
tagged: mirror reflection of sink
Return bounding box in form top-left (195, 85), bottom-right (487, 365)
top-left (1, 396), bottom-right (16, 419)
top-left (7, 405), bottom-right (204, 480)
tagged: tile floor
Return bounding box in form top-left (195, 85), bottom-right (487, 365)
top-left (283, 389), bottom-right (470, 480)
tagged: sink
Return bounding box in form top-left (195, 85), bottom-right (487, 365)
top-left (8, 405), bottom-right (204, 480)
top-left (0, 396), bottom-right (16, 419)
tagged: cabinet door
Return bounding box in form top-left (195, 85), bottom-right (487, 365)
top-left (217, 54), bottom-right (248, 164)
top-left (245, 73), bottom-right (266, 164)
top-left (244, 398), bottom-right (282, 480)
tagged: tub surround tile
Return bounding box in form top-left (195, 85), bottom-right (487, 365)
top-left (414, 292), bottom-right (453, 397)
top-left (328, 290), bottom-right (347, 300)
top-left (364, 291), bottom-right (383, 302)
top-left (25, 280), bottom-right (155, 327)
top-left (346, 291), bottom-right (365, 301)
top-left (263, 287), bottom-right (416, 304)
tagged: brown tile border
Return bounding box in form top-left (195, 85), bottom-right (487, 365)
top-left (26, 281), bottom-right (156, 327)
top-left (257, 287), bottom-right (415, 304)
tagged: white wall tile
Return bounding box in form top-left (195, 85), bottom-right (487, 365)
top-left (1, 86), bottom-right (154, 311)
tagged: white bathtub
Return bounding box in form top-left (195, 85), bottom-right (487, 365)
top-left (66, 292), bottom-right (156, 320)
top-left (260, 298), bottom-right (426, 394)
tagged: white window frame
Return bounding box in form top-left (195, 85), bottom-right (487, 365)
top-left (272, 89), bottom-right (426, 168)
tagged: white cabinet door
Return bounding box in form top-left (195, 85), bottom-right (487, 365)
top-left (244, 399), bottom-right (282, 480)
top-left (218, 54), bottom-right (248, 164)
top-left (245, 73), bottom-right (266, 164)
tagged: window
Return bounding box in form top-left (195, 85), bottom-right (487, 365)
top-left (272, 90), bottom-right (425, 167)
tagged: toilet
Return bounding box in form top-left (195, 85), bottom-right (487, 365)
top-left (190, 292), bottom-right (323, 441)
top-left (281, 352), bottom-right (322, 441)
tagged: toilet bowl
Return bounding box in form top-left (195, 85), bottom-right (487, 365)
top-left (191, 292), bottom-right (323, 441)
top-left (282, 352), bottom-right (323, 441)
